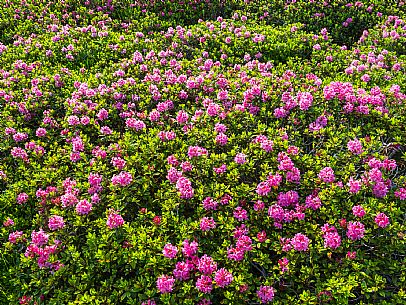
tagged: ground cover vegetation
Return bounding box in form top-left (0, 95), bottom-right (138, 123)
top-left (0, 1), bottom-right (405, 304)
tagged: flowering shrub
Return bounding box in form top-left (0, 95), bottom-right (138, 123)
top-left (0, 1), bottom-right (405, 305)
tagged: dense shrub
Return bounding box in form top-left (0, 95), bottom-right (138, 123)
top-left (1, 1), bottom-right (405, 305)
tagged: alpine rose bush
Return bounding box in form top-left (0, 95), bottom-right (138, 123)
top-left (0, 1), bottom-right (405, 304)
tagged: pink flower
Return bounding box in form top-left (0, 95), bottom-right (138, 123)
top-left (216, 133), bottom-right (228, 146)
top-left (297, 91), bottom-right (313, 110)
top-left (48, 215), bottom-right (65, 230)
top-left (347, 177), bottom-right (362, 193)
top-left (372, 181), bottom-right (389, 198)
top-left (61, 192), bottom-right (78, 208)
top-left (163, 243), bottom-right (178, 259)
top-left (318, 167), bottom-right (335, 183)
top-left (200, 217), bottom-right (216, 231)
top-left (17, 192), bottom-right (29, 204)
top-left (254, 200), bottom-right (265, 211)
top-left (3, 218), bottom-right (14, 227)
top-left (180, 161), bottom-right (192, 172)
top-left (188, 146), bottom-right (208, 158)
top-left (291, 233), bottom-right (310, 251)
top-left (256, 181), bottom-right (271, 196)
top-left (176, 110), bottom-right (189, 124)
top-left (197, 255), bottom-right (217, 275)
top-left (227, 247), bottom-right (245, 261)
top-left (352, 205), bottom-right (365, 218)
top-left (67, 115), bottom-right (80, 125)
top-left (346, 221), bottom-right (365, 240)
top-left (202, 197), bottom-right (218, 211)
top-left (31, 229), bottom-right (49, 246)
top-left (347, 139), bottom-right (363, 155)
top-left (234, 153), bottom-right (247, 164)
top-left (107, 210), bottom-right (125, 229)
top-left (111, 157), bottom-right (126, 170)
top-left (257, 285), bottom-right (275, 303)
top-left (196, 275), bottom-right (213, 293)
top-left (149, 110), bottom-right (161, 122)
top-left (157, 275), bottom-right (175, 294)
top-left (375, 213), bottom-right (390, 228)
top-left (214, 268), bottom-right (233, 288)
top-left (36, 128), bottom-right (47, 137)
top-left (173, 261), bottom-right (190, 280)
top-left (368, 168), bottom-right (383, 182)
top-left (236, 235), bottom-right (253, 251)
top-left (261, 140), bottom-right (273, 152)
top-left (111, 171), bottom-right (133, 186)
top-left (305, 194), bottom-right (322, 210)
top-left (268, 204), bottom-right (285, 223)
top-left (346, 251), bottom-right (357, 259)
top-left (9, 231), bottom-right (24, 244)
top-left (394, 188), bottom-right (406, 200)
top-left (182, 239), bottom-right (198, 257)
top-left (97, 108), bottom-right (109, 120)
top-left (323, 232), bottom-right (341, 249)
top-left (76, 199), bottom-right (92, 215)
top-left (361, 74), bottom-right (370, 82)
top-left (207, 102), bottom-right (221, 116)
top-left (278, 257), bottom-right (289, 273)
top-left (214, 164), bottom-right (227, 174)
top-left (257, 231), bottom-right (267, 242)
top-left (176, 177), bottom-right (194, 199)
top-left (167, 167), bottom-right (182, 184)
top-left (125, 118), bottom-right (146, 130)
top-left (234, 207), bottom-right (248, 221)
top-left (214, 123), bottom-right (227, 133)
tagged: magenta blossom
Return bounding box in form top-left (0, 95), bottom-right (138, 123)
top-left (107, 210), bottom-right (125, 229)
top-left (346, 221), bottom-right (365, 241)
top-left (375, 213), bottom-right (390, 228)
top-left (162, 243), bottom-right (178, 259)
top-left (157, 275), bottom-right (175, 294)
top-left (48, 215), bottom-right (65, 230)
top-left (291, 233), bottom-right (310, 251)
top-left (214, 268), bottom-right (233, 288)
top-left (318, 167), bottom-right (335, 183)
top-left (257, 285), bottom-right (275, 303)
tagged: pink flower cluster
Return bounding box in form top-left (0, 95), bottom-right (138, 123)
top-left (256, 172), bottom-right (282, 196)
top-left (125, 118), bottom-right (146, 130)
top-left (106, 210), bottom-right (124, 229)
top-left (200, 217), bottom-right (216, 231)
top-left (375, 212), bottom-right (390, 228)
top-left (257, 285), bottom-right (275, 303)
top-left (163, 243), bottom-right (178, 259)
top-left (291, 233), bottom-right (310, 251)
top-left (76, 199), bottom-right (92, 215)
top-left (176, 176), bottom-right (194, 199)
top-left (214, 268), bottom-right (233, 288)
top-left (234, 152), bottom-right (247, 164)
top-left (111, 171), bottom-right (133, 186)
top-left (227, 234), bottom-right (253, 261)
top-left (48, 215), bottom-right (65, 230)
top-left (278, 152), bottom-right (301, 183)
top-left (318, 167), bottom-right (335, 183)
top-left (346, 221), bottom-right (365, 241)
top-left (347, 139), bottom-right (363, 155)
top-left (252, 135), bottom-right (274, 152)
top-left (156, 274), bottom-right (175, 294)
top-left (188, 146), bottom-right (208, 158)
top-left (321, 223), bottom-right (341, 249)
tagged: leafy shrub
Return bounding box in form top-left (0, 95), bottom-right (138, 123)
top-left (1, 1), bottom-right (405, 305)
